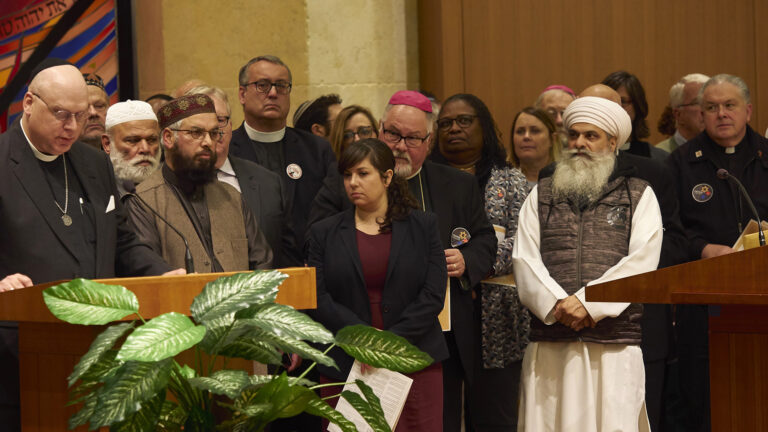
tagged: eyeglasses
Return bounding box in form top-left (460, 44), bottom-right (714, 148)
top-left (243, 79), bottom-right (292, 95)
top-left (677, 101), bottom-right (699, 109)
top-left (32, 93), bottom-right (88, 123)
top-left (381, 125), bottom-right (429, 148)
top-left (342, 126), bottom-right (375, 143)
top-left (703, 102), bottom-right (740, 113)
top-left (437, 114), bottom-right (476, 131)
top-left (170, 128), bottom-right (225, 142)
top-left (217, 115), bottom-right (230, 127)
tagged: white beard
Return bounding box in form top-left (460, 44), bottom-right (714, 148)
top-left (110, 144), bottom-right (162, 185)
top-left (392, 149), bottom-right (414, 177)
top-left (551, 148), bottom-right (615, 208)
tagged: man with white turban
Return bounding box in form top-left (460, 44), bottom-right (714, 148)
top-left (512, 96), bottom-right (663, 431)
top-left (101, 100), bottom-right (163, 196)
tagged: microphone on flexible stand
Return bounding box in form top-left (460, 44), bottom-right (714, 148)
top-left (716, 168), bottom-right (766, 246)
top-left (122, 180), bottom-right (195, 273)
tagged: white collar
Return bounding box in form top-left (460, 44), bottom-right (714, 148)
top-left (21, 117), bottom-right (59, 162)
top-left (673, 130), bottom-right (687, 146)
top-left (406, 166), bottom-right (423, 180)
top-left (244, 121), bottom-right (286, 142)
top-left (219, 157), bottom-right (236, 175)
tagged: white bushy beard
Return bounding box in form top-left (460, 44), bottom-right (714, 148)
top-left (110, 142), bottom-right (162, 185)
top-left (552, 148), bottom-right (616, 208)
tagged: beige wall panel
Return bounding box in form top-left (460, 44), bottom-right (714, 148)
top-left (305, 0), bottom-right (420, 121)
top-left (421, 0), bottom-right (763, 149)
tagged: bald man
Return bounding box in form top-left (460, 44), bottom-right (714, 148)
top-left (513, 97), bottom-right (663, 431)
top-left (0, 64), bottom-right (181, 429)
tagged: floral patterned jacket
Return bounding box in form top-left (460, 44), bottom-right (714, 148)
top-left (480, 167), bottom-right (531, 367)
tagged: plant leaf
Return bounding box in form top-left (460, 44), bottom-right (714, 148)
top-left (241, 373), bottom-right (315, 422)
top-left (243, 303), bottom-right (334, 344)
top-left (219, 336), bottom-right (284, 365)
top-left (67, 388), bottom-right (99, 430)
top-left (197, 315), bottom-right (237, 354)
top-left (76, 349), bottom-right (122, 385)
top-left (340, 388), bottom-right (391, 432)
top-left (177, 364), bottom-right (197, 380)
top-left (43, 279), bottom-right (139, 325)
top-left (304, 397), bottom-right (358, 432)
top-left (190, 271), bottom-right (287, 324)
top-left (353, 379), bottom-right (387, 424)
top-left (110, 390), bottom-right (165, 432)
top-left (117, 312), bottom-right (206, 362)
top-left (249, 374), bottom-right (316, 387)
top-left (156, 400), bottom-right (186, 431)
top-left (237, 326), bottom-right (337, 369)
top-left (335, 325), bottom-right (433, 373)
top-left (89, 359), bottom-right (173, 428)
top-left (188, 369), bottom-right (250, 399)
top-left (68, 322), bottom-right (134, 387)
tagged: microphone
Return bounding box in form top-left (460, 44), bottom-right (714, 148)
top-left (122, 180), bottom-right (195, 273)
top-left (716, 168), bottom-right (766, 246)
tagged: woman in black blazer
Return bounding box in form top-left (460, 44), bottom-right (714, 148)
top-left (307, 139), bottom-right (448, 432)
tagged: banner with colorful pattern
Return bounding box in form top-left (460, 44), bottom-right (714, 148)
top-left (0, 0), bottom-right (118, 130)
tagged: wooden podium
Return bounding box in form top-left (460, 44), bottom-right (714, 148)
top-left (587, 246), bottom-right (768, 432)
top-left (0, 268), bottom-right (316, 432)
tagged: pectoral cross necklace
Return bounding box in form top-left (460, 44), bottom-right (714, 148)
top-left (54, 154), bottom-right (72, 226)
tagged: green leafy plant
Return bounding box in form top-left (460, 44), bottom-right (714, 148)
top-left (43, 271), bottom-right (433, 431)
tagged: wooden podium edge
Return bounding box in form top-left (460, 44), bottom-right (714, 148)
top-left (0, 267), bottom-right (316, 323)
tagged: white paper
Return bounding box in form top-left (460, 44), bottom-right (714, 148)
top-left (327, 360), bottom-right (413, 432)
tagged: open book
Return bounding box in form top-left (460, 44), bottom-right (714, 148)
top-left (328, 360), bottom-right (413, 432)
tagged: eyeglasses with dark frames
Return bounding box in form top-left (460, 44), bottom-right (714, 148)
top-left (243, 79), bottom-right (292, 95)
top-left (380, 124), bottom-right (430, 148)
top-left (342, 126), bottom-right (375, 143)
top-left (217, 115), bottom-right (230, 127)
top-left (170, 128), bottom-right (225, 142)
top-left (437, 114), bottom-right (477, 131)
top-left (32, 93), bottom-right (88, 123)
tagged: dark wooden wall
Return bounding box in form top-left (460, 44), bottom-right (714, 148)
top-left (418, 0), bottom-right (768, 148)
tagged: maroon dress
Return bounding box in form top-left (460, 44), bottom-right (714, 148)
top-left (321, 230), bottom-right (442, 432)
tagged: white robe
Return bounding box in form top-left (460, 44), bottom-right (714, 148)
top-left (512, 184), bottom-right (663, 432)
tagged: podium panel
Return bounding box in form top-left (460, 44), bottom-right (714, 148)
top-left (0, 269), bottom-right (316, 432)
top-left (587, 246), bottom-right (768, 432)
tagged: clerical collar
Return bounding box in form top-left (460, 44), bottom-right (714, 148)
top-left (21, 117), bottom-right (59, 162)
top-left (724, 146), bottom-right (736, 154)
top-left (219, 157), bottom-right (236, 176)
top-left (673, 130), bottom-right (687, 147)
top-left (244, 121), bottom-right (285, 142)
top-left (405, 166), bottom-right (423, 180)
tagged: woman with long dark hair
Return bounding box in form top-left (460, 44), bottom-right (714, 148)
top-left (308, 138), bottom-right (448, 432)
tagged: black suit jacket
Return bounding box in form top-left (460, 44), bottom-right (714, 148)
top-left (229, 125), bottom-right (336, 251)
top-left (228, 156), bottom-right (301, 267)
top-left (307, 208), bottom-right (449, 380)
top-left (0, 122), bottom-right (171, 282)
top-left (0, 121), bottom-right (170, 410)
top-left (308, 161), bottom-right (497, 381)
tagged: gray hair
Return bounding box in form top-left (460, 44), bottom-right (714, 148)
top-left (186, 85), bottom-right (230, 116)
top-left (381, 103), bottom-right (436, 134)
top-left (238, 55), bottom-right (292, 86)
top-left (534, 89), bottom-right (574, 110)
top-left (699, 73), bottom-right (750, 105)
top-left (669, 73), bottom-right (710, 107)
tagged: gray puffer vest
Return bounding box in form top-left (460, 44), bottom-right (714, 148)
top-left (530, 174), bottom-right (649, 344)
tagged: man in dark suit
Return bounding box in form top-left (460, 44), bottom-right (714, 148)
top-left (185, 84), bottom-right (301, 267)
top-left (309, 90), bottom-right (497, 432)
top-left (0, 63), bottom-right (181, 431)
top-left (229, 55), bottom-right (336, 252)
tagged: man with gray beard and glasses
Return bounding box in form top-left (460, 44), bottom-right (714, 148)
top-left (101, 100), bottom-right (163, 196)
top-left (512, 96), bottom-right (663, 431)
